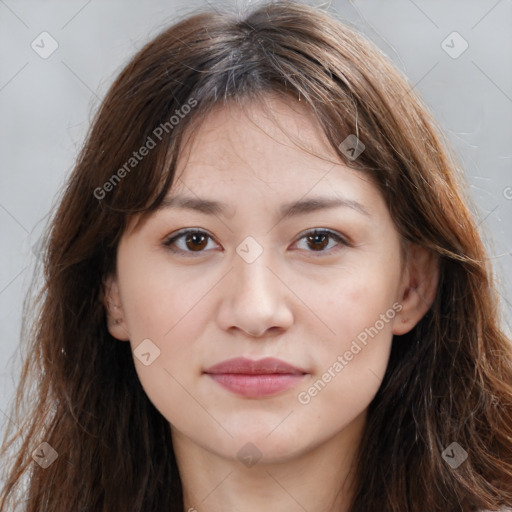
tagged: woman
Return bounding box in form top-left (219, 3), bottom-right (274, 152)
top-left (1, 1), bottom-right (511, 511)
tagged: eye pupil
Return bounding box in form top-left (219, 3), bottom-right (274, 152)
top-left (307, 233), bottom-right (329, 251)
top-left (186, 232), bottom-right (208, 251)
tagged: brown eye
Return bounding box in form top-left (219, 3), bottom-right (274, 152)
top-left (294, 229), bottom-right (349, 256)
top-left (306, 232), bottom-right (330, 251)
top-left (164, 229), bottom-right (218, 255)
top-left (183, 232), bottom-right (208, 251)
top-left (164, 228), bottom-right (349, 258)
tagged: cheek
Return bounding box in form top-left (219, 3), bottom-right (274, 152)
top-left (120, 254), bottom-right (213, 342)
top-left (116, 261), bottom-right (212, 419)
top-left (293, 262), bottom-right (399, 401)
top-left (304, 260), bottom-right (400, 346)
top-left (126, 278), bottom-right (235, 429)
top-left (126, 308), bottom-right (207, 433)
top-left (293, 280), bottom-right (396, 437)
top-left (123, 279), bottom-right (208, 381)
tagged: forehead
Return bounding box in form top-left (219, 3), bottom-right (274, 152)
top-left (127, 96), bottom-right (384, 235)
top-left (172, 96), bottom-right (369, 195)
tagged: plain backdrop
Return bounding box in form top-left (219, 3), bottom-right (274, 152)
top-left (1, 0), bottom-right (511, 440)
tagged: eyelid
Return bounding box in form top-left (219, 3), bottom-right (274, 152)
top-left (291, 228), bottom-right (351, 256)
top-left (162, 227), bottom-right (351, 256)
top-left (294, 228), bottom-right (351, 246)
top-left (163, 228), bottom-right (220, 252)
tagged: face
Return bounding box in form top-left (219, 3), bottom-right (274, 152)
top-left (105, 95), bottom-right (436, 465)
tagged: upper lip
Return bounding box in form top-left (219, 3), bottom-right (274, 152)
top-left (204, 357), bottom-right (306, 375)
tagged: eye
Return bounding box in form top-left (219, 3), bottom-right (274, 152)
top-left (163, 229), bottom-right (219, 256)
top-left (163, 228), bottom-right (349, 257)
top-left (292, 229), bottom-right (349, 256)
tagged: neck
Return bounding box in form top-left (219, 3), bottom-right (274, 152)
top-left (171, 411), bottom-right (365, 512)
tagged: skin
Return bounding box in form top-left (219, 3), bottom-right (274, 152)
top-left (104, 95), bottom-right (438, 512)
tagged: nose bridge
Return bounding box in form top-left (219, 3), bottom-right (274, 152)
top-left (232, 236), bottom-right (278, 305)
top-left (216, 235), bottom-right (293, 336)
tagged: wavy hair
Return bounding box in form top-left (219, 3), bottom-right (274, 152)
top-left (1, 1), bottom-right (511, 510)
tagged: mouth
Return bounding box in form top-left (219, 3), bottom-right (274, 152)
top-left (203, 357), bottom-right (308, 398)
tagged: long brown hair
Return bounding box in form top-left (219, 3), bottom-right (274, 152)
top-left (1, 1), bottom-right (511, 510)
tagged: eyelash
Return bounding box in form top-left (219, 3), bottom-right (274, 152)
top-left (162, 228), bottom-right (350, 257)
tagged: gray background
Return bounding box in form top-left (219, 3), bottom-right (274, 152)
top-left (1, 0), bottom-right (511, 439)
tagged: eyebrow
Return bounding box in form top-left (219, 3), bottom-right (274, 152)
top-left (157, 194), bottom-right (370, 220)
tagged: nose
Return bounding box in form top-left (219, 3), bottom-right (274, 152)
top-left (215, 248), bottom-right (294, 338)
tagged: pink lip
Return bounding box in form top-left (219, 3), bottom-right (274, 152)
top-left (203, 357), bottom-right (307, 398)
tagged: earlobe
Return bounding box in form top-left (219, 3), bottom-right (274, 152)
top-left (102, 274), bottom-right (131, 341)
top-left (392, 245), bottom-right (439, 336)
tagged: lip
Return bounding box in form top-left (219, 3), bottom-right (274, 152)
top-left (203, 357), bottom-right (307, 398)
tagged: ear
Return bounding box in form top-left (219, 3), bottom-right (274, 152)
top-left (102, 274), bottom-right (130, 341)
top-left (392, 244), bottom-right (439, 336)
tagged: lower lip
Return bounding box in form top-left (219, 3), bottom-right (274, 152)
top-left (206, 373), bottom-right (305, 398)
